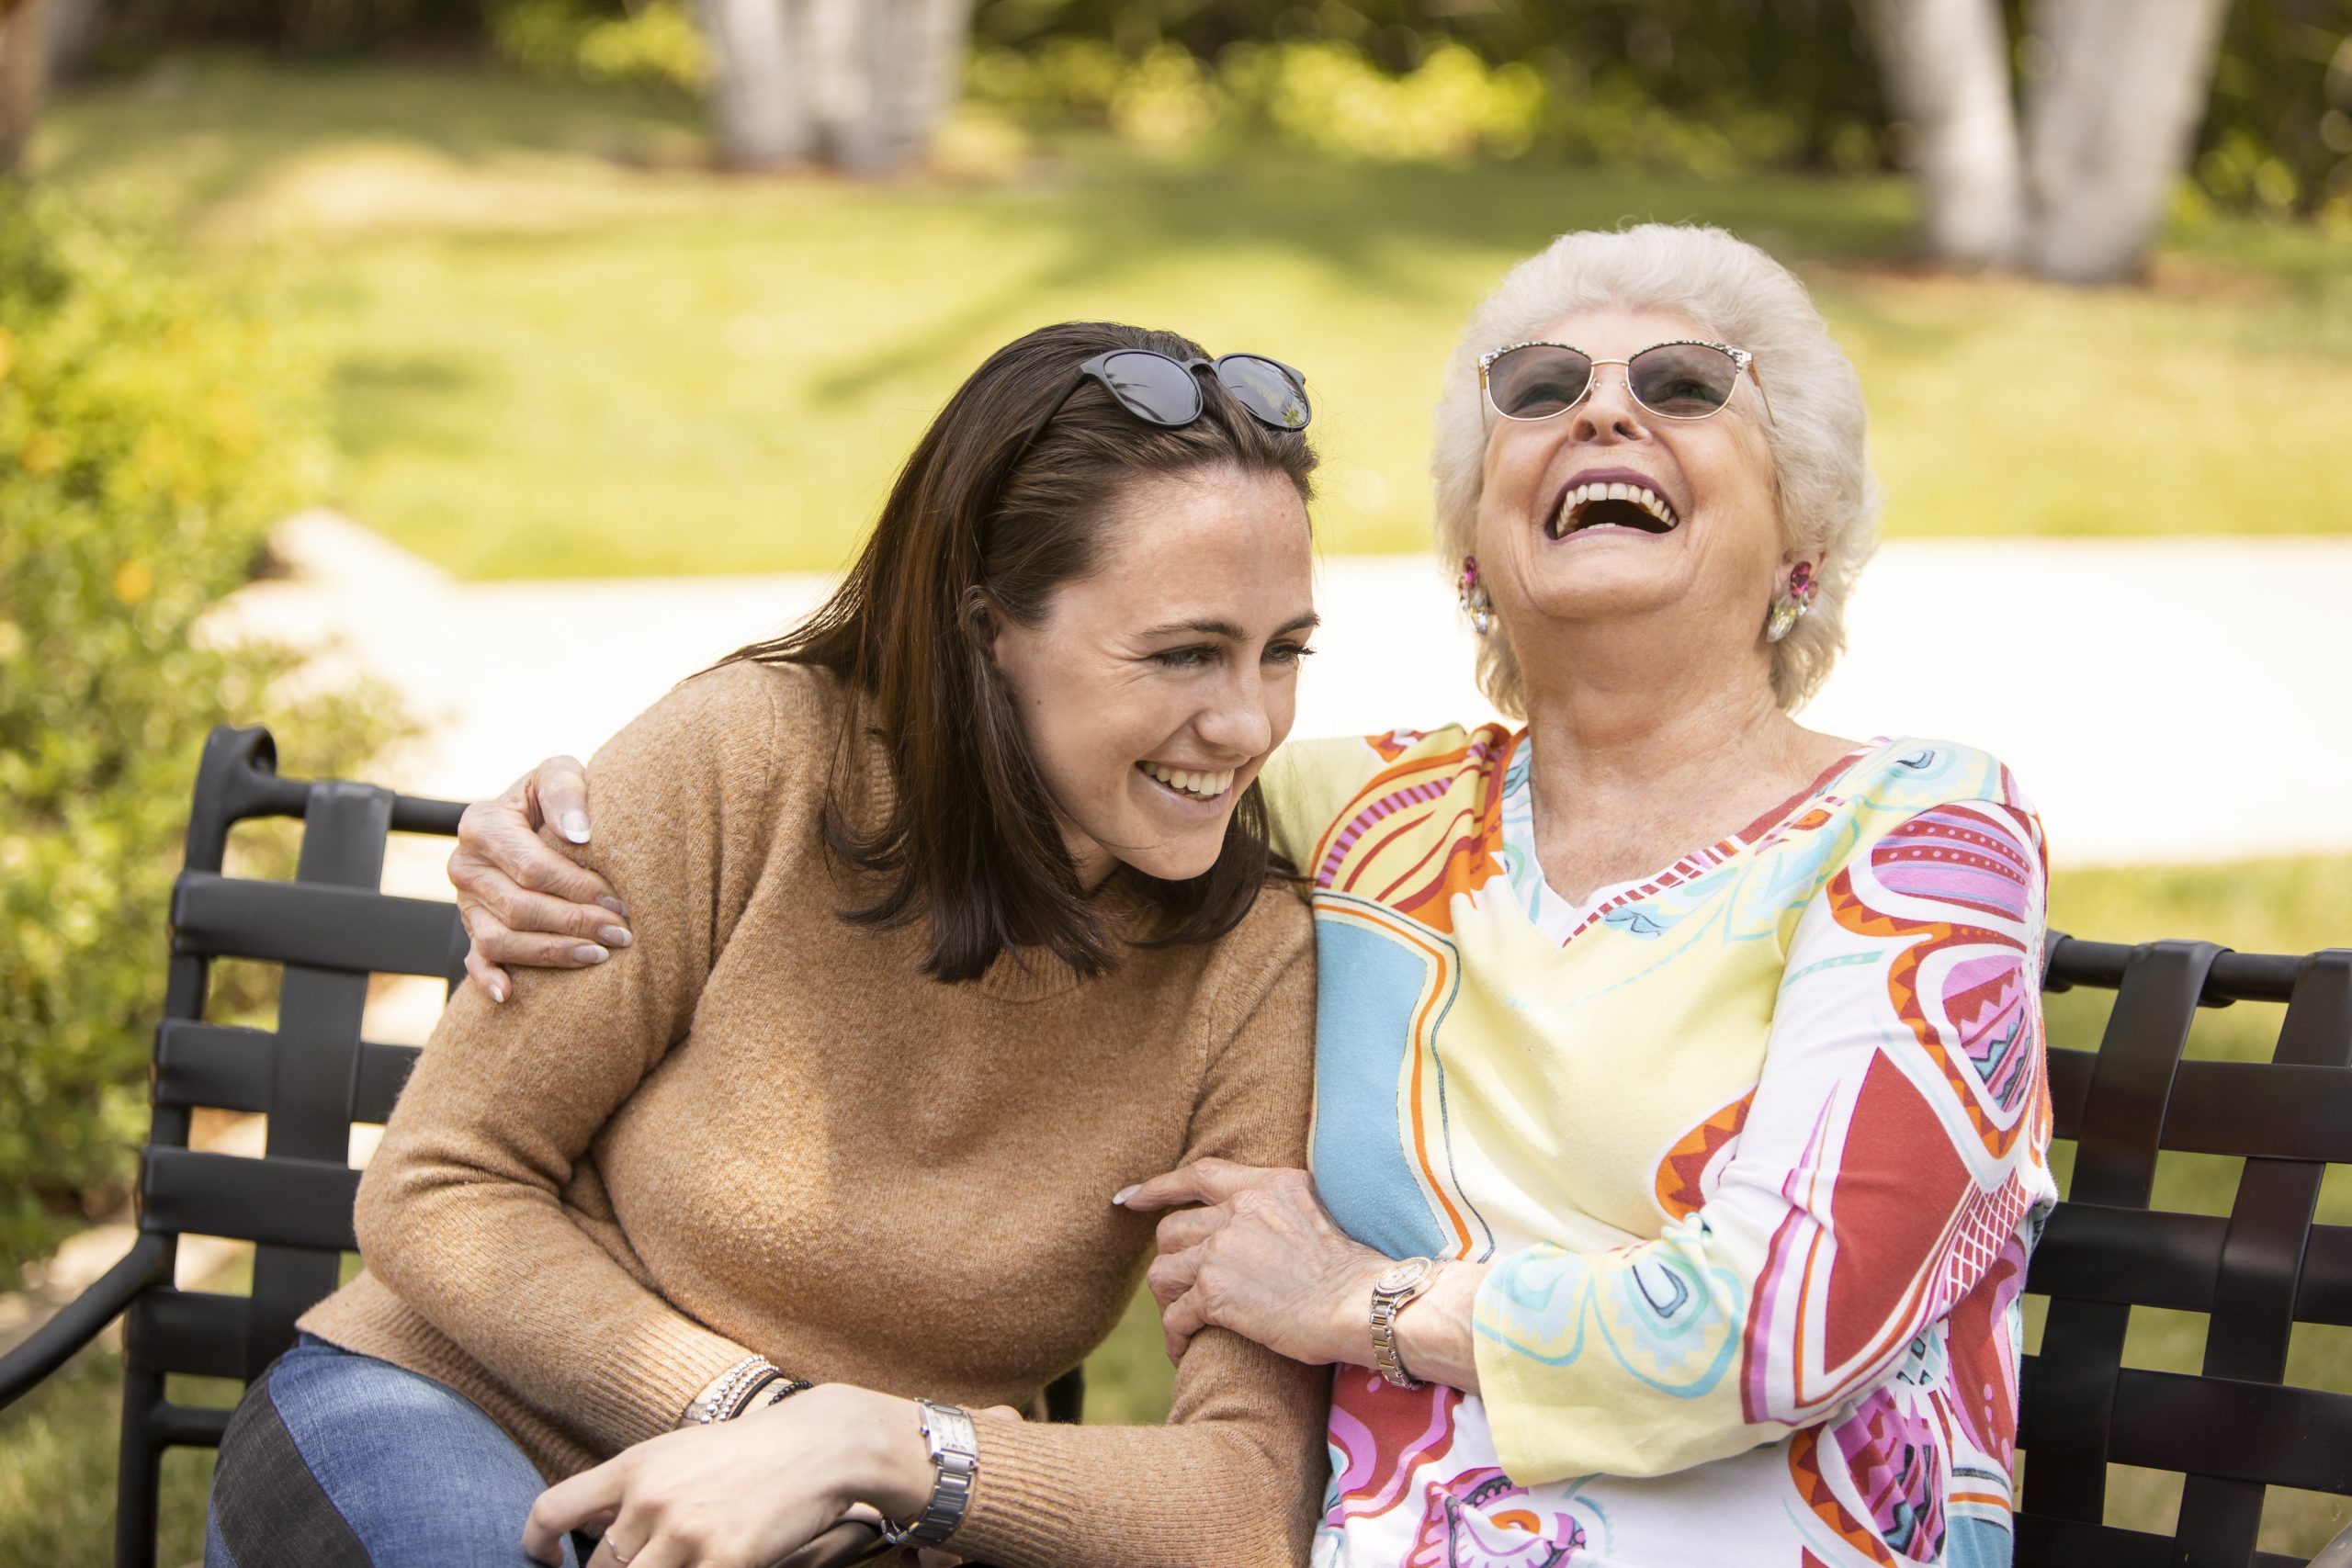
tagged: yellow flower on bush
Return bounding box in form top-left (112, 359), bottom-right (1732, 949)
top-left (20, 429), bottom-right (62, 473)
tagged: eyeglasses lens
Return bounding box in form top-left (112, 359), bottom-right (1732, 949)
top-left (1627, 344), bottom-right (1739, 418)
top-left (1098, 351), bottom-right (1204, 425)
top-left (1215, 355), bottom-right (1312, 431)
top-left (1487, 346), bottom-right (1594, 420)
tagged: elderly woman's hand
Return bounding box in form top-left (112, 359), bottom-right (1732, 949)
top-left (1121, 1160), bottom-right (1394, 1368)
top-left (450, 754), bottom-right (632, 1002)
top-left (1123, 1160), bottom-right (1490, 1391)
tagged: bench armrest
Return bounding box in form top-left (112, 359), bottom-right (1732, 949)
top-left (0, 1233), bottom-right (174, 1412)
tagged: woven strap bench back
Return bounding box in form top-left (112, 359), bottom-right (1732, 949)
top-left (2019, 933), bottom-right (2352, 1568)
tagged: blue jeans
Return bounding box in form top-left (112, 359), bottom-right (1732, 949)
top-left (206, 1334), bottom-right (587, 1568)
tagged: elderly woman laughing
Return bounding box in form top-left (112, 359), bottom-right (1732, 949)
top-left (456, 225), bottom-right (2054, 1567)
top-left (1124, 224), bottom-right (2054, 1567)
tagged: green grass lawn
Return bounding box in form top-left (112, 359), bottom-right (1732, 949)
top-left (6, 854), bottom-right (2350, 1562)
top-left (33, 55), bottom-right (2352, 580)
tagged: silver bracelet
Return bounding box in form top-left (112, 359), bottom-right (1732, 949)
top-left (679, 1356), bottom-right (802, 1427)
top-left (878, 1399), bottom-right (978, 1548)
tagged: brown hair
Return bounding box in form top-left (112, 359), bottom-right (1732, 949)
top-left (724, 321), bottom-right (1317, 982)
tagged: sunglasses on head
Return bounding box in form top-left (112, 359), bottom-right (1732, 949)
top-left (1009, 349), bottom-right (1312, 470)
top-left (1478, 340), bottom-right (1769, 424)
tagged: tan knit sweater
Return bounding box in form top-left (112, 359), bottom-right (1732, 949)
top-left (300, 660), bottom-right (1328, 1567)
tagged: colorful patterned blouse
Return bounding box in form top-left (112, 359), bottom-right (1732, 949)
top-left (1261, 728), bottom-right (2057, 1568)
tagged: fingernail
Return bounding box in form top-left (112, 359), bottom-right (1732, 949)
top-left (599, 925), bottom-right (633, 948)
top-left (573, 944), bottom-right (608, 964)
top-left (598, 896), bottom-right (630, 919)
top-left (1112, 1186), bottom-right (1138, 1207)
top-left (488, 980), bottom-right (507, 1004)
top-left (561, 811), bottom-right (591, 844)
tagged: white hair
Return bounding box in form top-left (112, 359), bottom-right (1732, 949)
top-left (1430, 223), bottom-right (1879, 715)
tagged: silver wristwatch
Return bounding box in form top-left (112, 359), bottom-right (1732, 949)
top-left (879, 1399), bottom-right (978, 1549)
top-left (1370, 1257), bottom-right (1442, 1389)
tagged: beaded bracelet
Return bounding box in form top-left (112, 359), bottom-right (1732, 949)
top-left (679, 1356), bottom-right (810, 1427)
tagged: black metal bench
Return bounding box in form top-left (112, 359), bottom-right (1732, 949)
top-left (4, 726), bottom-right (2350, 1566)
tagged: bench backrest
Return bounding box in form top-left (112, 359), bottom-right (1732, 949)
top-left (119, 723), bottom-right (467, 1563)
top-left (2018, 934), bottom-right (2352, 1567)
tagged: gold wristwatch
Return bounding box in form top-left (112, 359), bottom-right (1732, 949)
top-left (1369, 1257), bottom-right (1441, 1389)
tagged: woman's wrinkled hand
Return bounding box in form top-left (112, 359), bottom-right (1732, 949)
top-left (450, 753), bottom-right (632, 1002)
top-left (1120, 1158), bottom-right (1390, 1369)
top-left (524, 1385), bottom-right (925, 1568)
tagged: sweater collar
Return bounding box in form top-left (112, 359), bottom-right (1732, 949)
top-left (975, 879), bottom-right (1155, 1003)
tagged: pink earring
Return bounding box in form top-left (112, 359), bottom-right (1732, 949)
top-left (1458, 556), bottom-right (1493, 637)
top-left (1765, 560), bottom-right (1816, 643)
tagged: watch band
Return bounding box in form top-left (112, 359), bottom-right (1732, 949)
top-left (880, 1399), bottom-right (978, 1548)
top-left (1370, 1257), bottom-right (1441, 1390)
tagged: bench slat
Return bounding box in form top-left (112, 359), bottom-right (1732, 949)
top-left (126, 1289), bottom-right (254, 1382)
top-left (2012, 1512), bottom-right (2169, 1568)
top-left (170, 871), bottom-right (464, 981)
top-left (140, 1147), bottom-right (361, 1253)
top-left (153, 1020), bottom-right (420, 1124)
top-left (2025, 941), bottom-right (2221, 1527)
top-left (2025, 1203), bottom-right (2225, 1312)
top-left (2047, 1044), bottom-right (2095, 1141)
top-left (2105, 1368), bottom-right (2352, 1495)
top-left (2162, 1060), bottom-right (2352, 1163)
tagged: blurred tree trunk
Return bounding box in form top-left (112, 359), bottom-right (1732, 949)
top-left (2021, 0), bottom-right (2233, 282)
top-left (698, 0), bottom-right (817, 168)
top-left (0, 0), bottom-right (51, 176)
top-left (1863, 0), bottom-right (2233, 282)
top-left (1863, 0), bottom-right (2026, 266)
top-left (47, 0), bottom-right (102, 79)
top-left (696, 0), bottom-right (970, 175)
top-left (831, 0), bottom-right (974, 175)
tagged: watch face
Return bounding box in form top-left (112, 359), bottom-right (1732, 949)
top-left (1375, 1258), bottom-right (1431, 1295)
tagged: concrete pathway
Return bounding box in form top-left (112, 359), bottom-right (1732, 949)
top-left (219, 513), bottom-right (2352, 883)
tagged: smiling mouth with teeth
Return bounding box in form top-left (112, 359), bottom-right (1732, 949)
top-left (1545, 480), bottom-right (1681, 539)
top-left (1138, 761), bottom-right (1237, 801)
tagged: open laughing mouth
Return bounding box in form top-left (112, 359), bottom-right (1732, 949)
top-left (1136, 761), bottom-right (1236, 803)
top-left (1544, 479), bottom-right (1681, 539)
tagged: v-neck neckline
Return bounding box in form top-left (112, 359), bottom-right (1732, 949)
top-left (1498, 732), bottom-right (1891, 946)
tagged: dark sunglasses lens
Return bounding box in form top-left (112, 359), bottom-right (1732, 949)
top-left (1215, 355), bottom-right (1311, 431)
top-left (1487, 346), bottom-right (1593, 419)
top-left (1096, 351), bottom-right (1202, 425)
top-left (1628, 344), bottom-right (1740, 417)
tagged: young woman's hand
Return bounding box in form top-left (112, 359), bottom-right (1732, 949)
top-left (522, 1384), bottom-right (931, 1568)
top-left (450, 753), bottom-right (630, 1001)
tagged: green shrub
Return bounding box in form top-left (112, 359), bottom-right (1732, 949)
top-left (0, 190), bottom-right (404, 1287)
top-left (490, 0), bottom-right (710, 95)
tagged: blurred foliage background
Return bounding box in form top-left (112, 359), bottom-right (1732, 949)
top-left (0, 192), bottom-right (405, 1283)
top-left (65, 0), bottom-right (2352, 219)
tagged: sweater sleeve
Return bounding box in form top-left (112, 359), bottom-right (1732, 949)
top-left (348, 661), bottom-right (790, 1454)
top-left (1472, 796), bottom-right (2058, 1483)
top-left (947, 912), bottom-right (1330, 1568)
